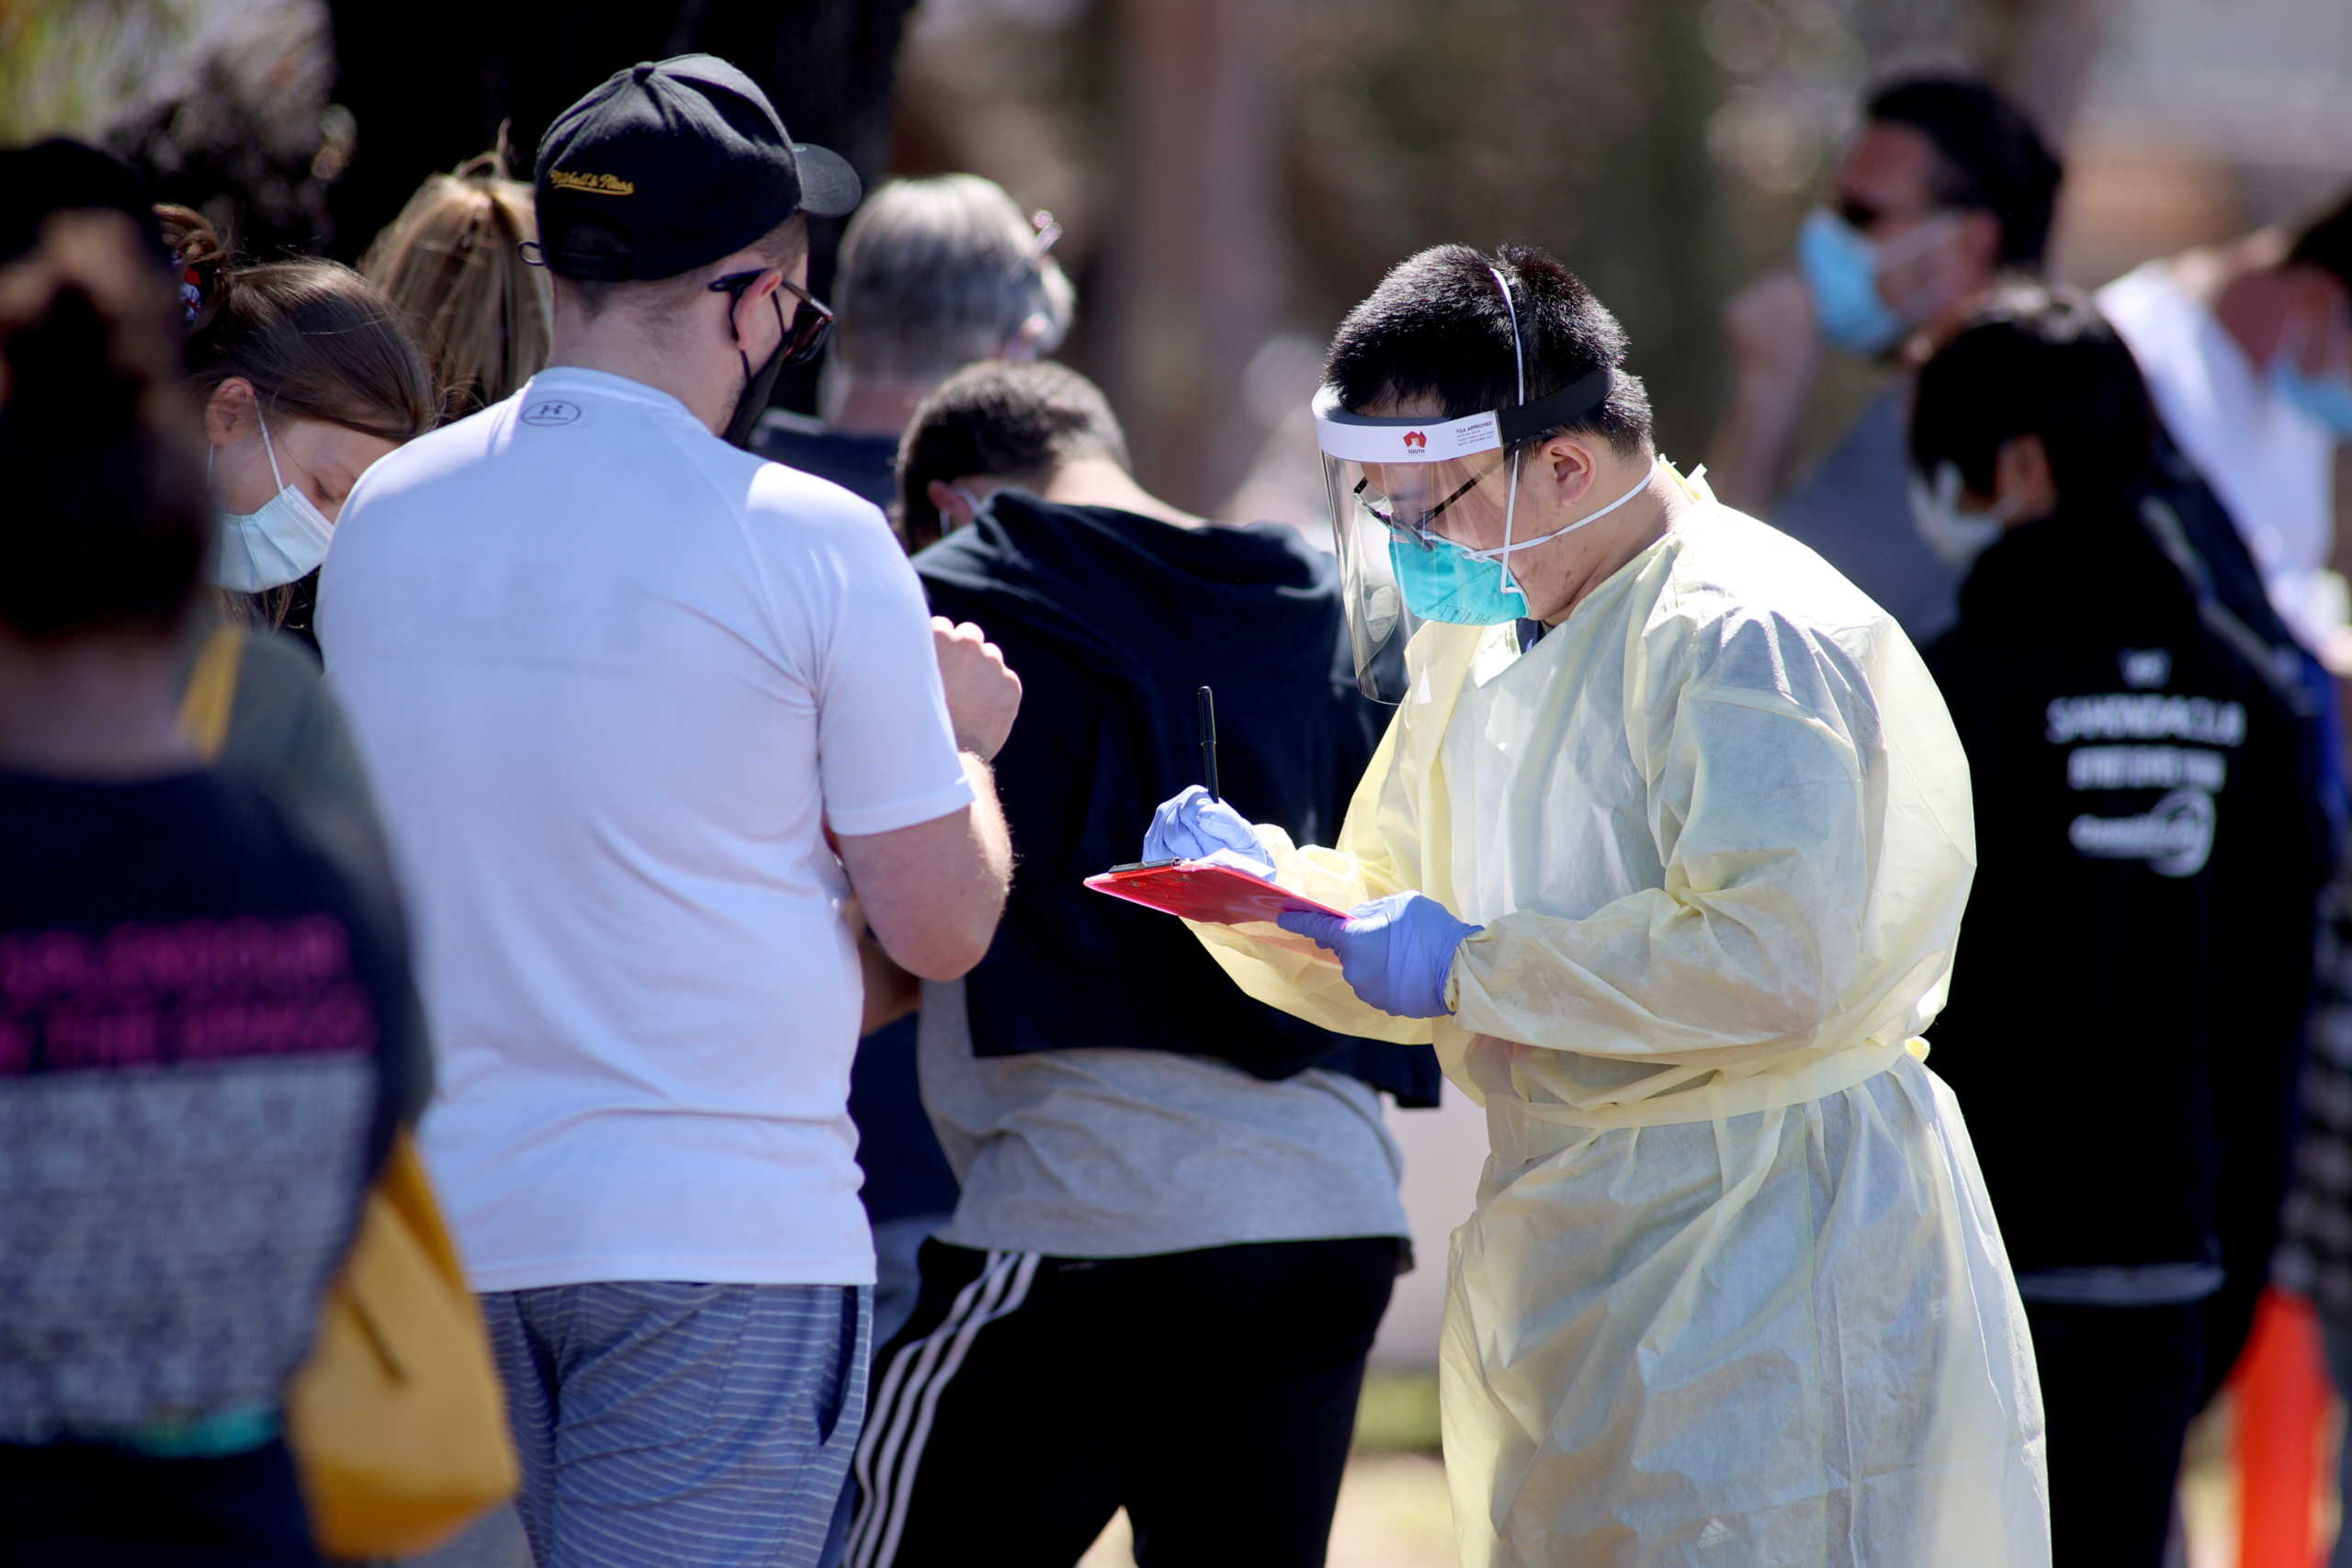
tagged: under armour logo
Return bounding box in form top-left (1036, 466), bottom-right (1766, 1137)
top-left (2120, 649), bottom-right (2172, 689)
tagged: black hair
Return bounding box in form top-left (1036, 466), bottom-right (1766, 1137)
top-left (1910, 282), bottom-right (2155, 518)
top-left (896, 360), bottom-right (1130, 553)
top-left (1866, 75), bottom-right (2064, 271)
top-left (0, 215), bottom-right (212, 642)
top-left (1322, 243), bottom-right (1652, 456)
top-left (2286, 186), bottom-right (2352, 290)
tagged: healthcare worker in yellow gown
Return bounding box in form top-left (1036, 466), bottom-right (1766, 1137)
top-left (1146, 244), bottom-right (2050, 1566)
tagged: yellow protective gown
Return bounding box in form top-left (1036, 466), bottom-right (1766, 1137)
top-left (1193, 479), bottom-right (2049, 1566)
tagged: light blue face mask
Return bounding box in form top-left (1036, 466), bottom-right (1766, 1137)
top-left (2271, 350), bottom-right (2352, 440)
top-left (1795, 208), bottom-right (1959, 357)
top-left (1388, 456), bottom-right (1661, 625)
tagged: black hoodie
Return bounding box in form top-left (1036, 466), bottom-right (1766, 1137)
top-left (912, 491), bottom-right (1441, 1109)
top-left (1922, 499), bottom-right (2326, 1296)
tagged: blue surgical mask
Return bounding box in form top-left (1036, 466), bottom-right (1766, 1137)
top-left (2267, 302), bottom-right (2352, 438)
top-left (1389, 456), bottom-right (1660, 625)
top-left (1796, 208), bottom-right (1958, 357)
top-left (2272, 360), bottom-right (2352, 440)
top-left (209, 409), bottom-right (335, 592)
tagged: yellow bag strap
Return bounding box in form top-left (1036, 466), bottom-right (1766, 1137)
top-left (178, 625), bottom-right (247, 762)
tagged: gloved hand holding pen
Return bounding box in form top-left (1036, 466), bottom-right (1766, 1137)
top-left (1278, 892), bottom-right (1482, 1020)
top-left (1144, 784), bottom-right (1274, 874)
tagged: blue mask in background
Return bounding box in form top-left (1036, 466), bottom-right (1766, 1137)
top-left (1797, 209), bottom-right (1906, 356)
top-left (2272, 358), bottom-right (2352, 439)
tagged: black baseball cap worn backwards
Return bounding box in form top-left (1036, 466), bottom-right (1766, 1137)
top-left (534, 53), bottom-right (862, 282)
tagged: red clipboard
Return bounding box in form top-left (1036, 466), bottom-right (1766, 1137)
top-left (1083, 859), bottom-right (1346, 965)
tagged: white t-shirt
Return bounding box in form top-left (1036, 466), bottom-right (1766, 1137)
top-left (2098, 261), bottom-right (2344, 651)
top-left (319, 367), bottom-right (974, 1292)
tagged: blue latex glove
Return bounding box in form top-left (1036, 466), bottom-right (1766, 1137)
top-left (1144, 784), bottom-right (1272, 875)
top-left (1278, 892), bottom-right (1481, 1020)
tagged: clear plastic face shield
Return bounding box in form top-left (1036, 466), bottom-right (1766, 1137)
top-left (1314, 266), bottom-right (1616, 702)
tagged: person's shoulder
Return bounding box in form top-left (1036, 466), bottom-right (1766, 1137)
top-left (1229, 518), bottom-right (1342, 580)
top-left (751, 412), bottom-right (898, 506)
top-left (1660, 503), bottom-right (1891, 635)
top-left (741, 457), bottom-right (894, 537)
top-left (2093, 259), bottom-right (2176, 319)
top-left (1645, 505), bottom-right (1910, 696)
top-left (383, 395), bottom-right (513, 471)
top-left (341, 397), bottom-right (515, 518)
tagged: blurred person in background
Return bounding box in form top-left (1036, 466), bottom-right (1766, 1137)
top-left (320, 56), bottom-right (1021, 1567)
top-left (843, 362), bottom-right (1435, 1568)
top-left (2102, 188), bottom-right (2352, 1421)
top-left (0, 210), bottom-right (425, 1568)
top-left (753, 173), bottom-right (1071, 517)
top-left (1906, 284), bottom-right (2327, 1565)
top-left (1158, 243), bottom-right (2047, 1565)
top-left (1707, 73), bottom-right (2063, 646)
top-left (2284, 891), bottom-right (2352, 1568)
top-left (360, 150), bottom-right (553, 422)
top-left (164, 204), bottom-right (435, 652)
top-left (2214, 188), bottom-right (2352, 1568)
top-left (0, 141), bottom-right (391, 840)
top-left (2098, 188), bottom-right (2352, 664)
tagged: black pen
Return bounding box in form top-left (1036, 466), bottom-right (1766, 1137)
top-left (1197, 684), bottom-right (1220, 801)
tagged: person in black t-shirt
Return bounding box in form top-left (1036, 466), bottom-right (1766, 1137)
top-left (1907, 284), bottom-right (2329, 1566)
top-left (0, 209), bottom-right (425, 1568)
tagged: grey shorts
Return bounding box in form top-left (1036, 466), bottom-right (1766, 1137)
top-left (480, 1280), bottom-right (870, 1568)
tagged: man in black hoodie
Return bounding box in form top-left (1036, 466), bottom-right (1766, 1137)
top-left (842, 362), bottom-right (1438, 1568)
top-left (1908, 284), bottom-right (2330, 1563)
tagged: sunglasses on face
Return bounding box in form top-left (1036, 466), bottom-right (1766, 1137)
top-left (707, 269), bottom-right (836, 367)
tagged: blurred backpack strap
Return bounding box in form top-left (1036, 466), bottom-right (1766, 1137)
top-left (177, 623), bottom-right (247, 761)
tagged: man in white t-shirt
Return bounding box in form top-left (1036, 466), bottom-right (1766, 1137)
top-left (2098, 189), bottom-right (2352, 661)
top-left (319, 55), bottom-right (1018, 1568)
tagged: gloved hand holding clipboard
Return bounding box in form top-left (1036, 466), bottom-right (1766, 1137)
top-left (1083, 855), bottom-right (1347, 966)
top-left (1091, 690), bottom-right (1345, 965)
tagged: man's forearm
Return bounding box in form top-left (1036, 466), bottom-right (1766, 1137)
top-left (933, 750), bottom-right (1013, 975)
top-left (858, 926), bottom-right (921, 1033)
top-left (961, 750), bottom-right (1012, 889)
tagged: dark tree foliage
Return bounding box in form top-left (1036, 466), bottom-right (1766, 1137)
top-left (320, 0), bottom-right (919, 409)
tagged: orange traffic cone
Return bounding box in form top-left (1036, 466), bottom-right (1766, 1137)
top-left (2236, 1288), bottom-right (2330, 1568)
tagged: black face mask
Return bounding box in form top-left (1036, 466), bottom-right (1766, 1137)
top-left (722, 292), bottom-right (788, 450)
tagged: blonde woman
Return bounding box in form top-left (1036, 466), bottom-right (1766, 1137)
top-left (361, 152), bottom-right (551, 422)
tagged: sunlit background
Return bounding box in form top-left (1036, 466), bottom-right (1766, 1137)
top-left (9, 2), bottom-right (2346, 1561)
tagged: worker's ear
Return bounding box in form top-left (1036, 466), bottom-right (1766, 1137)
top-left (1990, 434), bottom-right (2055, 525)
top-left (928, 479), bottom-right (983, 535)
top-left (1531, 432), bottom-right (1600, 516)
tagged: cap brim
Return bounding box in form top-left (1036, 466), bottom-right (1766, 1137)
top-left (791, 142), bottom-right (862, 218)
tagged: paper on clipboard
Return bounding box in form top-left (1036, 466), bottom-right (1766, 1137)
top-left (1082, 859), bottom-right (1346, 966)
